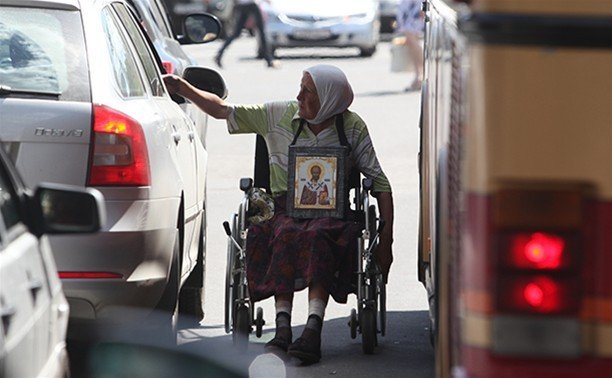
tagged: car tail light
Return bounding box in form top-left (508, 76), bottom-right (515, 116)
top-left (87, 105), bottom-right (150, 186)
top-left (162, 61), bottom-right (174, 74)
top-left (59, 271), bottom-right (123, 279)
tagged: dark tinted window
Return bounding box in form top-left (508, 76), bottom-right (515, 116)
top-left (0, 7), bottom-right (90, 102)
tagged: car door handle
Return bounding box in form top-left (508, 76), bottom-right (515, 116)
top-left (188, 131), bottom-right (195, 142)
top-left (1, 303), bottom-right (16, 334)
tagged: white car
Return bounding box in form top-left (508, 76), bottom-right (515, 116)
top-left (263, 0), bottom-right (380, 57)
top-left (0, 0), bottom-right (221, 337)
top-left (0, 148), bottom-right (105, 377)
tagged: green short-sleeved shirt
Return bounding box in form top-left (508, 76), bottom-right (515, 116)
top-left (227, 100), bottom-right (391, 197)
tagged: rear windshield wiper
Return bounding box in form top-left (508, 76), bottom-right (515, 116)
top-left (0, 85), bottom-right (60, 98)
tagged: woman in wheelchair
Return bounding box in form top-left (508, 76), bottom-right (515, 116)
top-left (164, 65), bottom-right (394, 363)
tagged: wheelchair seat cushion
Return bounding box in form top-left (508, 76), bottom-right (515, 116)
top-left (245, 195), bottom-right (361, 304)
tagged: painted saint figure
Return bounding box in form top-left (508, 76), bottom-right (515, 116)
top-left (299, 164), bottom-right (330, 206)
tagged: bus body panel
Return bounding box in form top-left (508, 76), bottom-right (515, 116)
top-left (419, 1), bottom-right (612, 377)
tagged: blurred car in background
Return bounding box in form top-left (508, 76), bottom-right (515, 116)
top-left (262, 0), bottom-right (380, 57)
top-left (0, 0), bottom-right (221, 339)
top-left (162, 0), bottom-right (208, 35)
top-left (127, 0), bottom-right (211, 145)
top-left (0, 148), bottom-right (105, 377)
top-left (378, 0), bottom-right (400, 34)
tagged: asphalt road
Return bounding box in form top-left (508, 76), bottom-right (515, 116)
top-left (177, 35), bottom-right (435, 378)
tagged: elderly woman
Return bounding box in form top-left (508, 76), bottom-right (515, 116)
top-left (163, 65), bottom-right (394, 363)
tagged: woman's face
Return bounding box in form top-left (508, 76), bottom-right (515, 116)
top-left (297, 73), bottom-right (320, 120)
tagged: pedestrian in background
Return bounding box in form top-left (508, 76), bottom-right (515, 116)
top-left (396, 0), bottom-right (424, 91)
top-left (214, 0), bottom-right (277, 68)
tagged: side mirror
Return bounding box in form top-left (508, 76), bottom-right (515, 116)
top-left (183, 66), bottom-right (228, 99)
top-left (179, 13), bottom-right (222, 45)
top-left (32, 183), bottom-right (106, 235)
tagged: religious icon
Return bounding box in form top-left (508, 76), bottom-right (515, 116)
top-left (287, 146), bottom-right (347, 219)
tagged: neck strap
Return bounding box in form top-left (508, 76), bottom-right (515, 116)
top-left (290, 114), bottom-right (352, 152)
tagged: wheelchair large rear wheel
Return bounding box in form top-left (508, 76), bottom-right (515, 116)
top-left (361, 305), bottom-right (377, 354)
top-left (224, 214), bottom-right (239, 334)
top-left (233, 304), bottom-right (250, 351)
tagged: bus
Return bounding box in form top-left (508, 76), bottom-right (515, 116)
top-left (417, 0), bottom-right (612, 377)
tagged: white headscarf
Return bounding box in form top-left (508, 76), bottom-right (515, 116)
top-left (303, 65), bottom-right (354, 125)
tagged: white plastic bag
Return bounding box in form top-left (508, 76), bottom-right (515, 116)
top-left (390, 36), bottom-right (414, 73)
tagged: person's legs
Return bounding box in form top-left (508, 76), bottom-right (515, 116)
top-left (249, 4), bottom-right (276, 67)
top-left (265, 292), bottom-right (294, 351)
top-left (404, 31), bottom-right (423, 89)
top-left (215, 5), bottom-right (251, 67)
top-left (288, 283), bottom-right (328, 363)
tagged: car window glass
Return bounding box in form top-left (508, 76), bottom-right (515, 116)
top-left (0, 164), bottom-right (21, 233)
top-left (150, 0), bottom-right (174, 38)
top-left (113, 3), bottom-right (165, 97)
top-left (101, 7), bottom-right (146, 98)
top-left (0, 6), bottom-right (90, 101)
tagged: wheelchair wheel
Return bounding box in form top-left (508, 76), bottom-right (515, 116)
top-left (361, 305), bottom-right (377, 354)
top-left (349, 308), bottom-right (358, 339)
top-left (224, 214), bottom-right (238, 334)
top-left (255, 307), bottom-right (264, 338)
top-left (233, 304), bottom-right (250, 351)
top-left (379, 278), bottom-right (387, 337)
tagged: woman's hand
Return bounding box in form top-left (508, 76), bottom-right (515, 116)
top-left (376, 237), bottom-right (393, 284)
top-left (162, 74), bottom-right (185, 95)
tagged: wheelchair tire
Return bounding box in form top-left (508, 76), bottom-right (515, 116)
top-left (233, 304), bottom-right (250, 351)
top-left (349, 308), bottom-right (358, 339)
top-left (361, 305), bottom-right (377, 354)
top-left (379, 278), bottom-right (387, 337)
top-left (224, 214), bottom-right (238, 334)
top-left (255, 307), bottom-right (264, 338)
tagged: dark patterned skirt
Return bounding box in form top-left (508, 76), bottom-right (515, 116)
top-left (245, 196), bottom-right (362, 304)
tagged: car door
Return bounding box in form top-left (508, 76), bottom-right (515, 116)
top-left (0, 156), bottom-right (51, 378)
top-left (112, 2), bottom-right (200, 271)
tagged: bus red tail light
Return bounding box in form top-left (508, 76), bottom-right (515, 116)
top-left (497, 275), bottom-right (580, 315)
top-left (88, 105), bottom-right (150, 186)
top-left (505, 232), bottom-right (573, 270)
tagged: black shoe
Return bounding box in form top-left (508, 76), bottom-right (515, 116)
top-left (287, 315), bottom-right (322, 364)
top-left (287, 330), bottom-right (321, 364)
top-left (264, 313), bottom-right (292, 352)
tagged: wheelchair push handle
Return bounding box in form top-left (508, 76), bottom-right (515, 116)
top-left (362, 178), bottom-right (373, 192)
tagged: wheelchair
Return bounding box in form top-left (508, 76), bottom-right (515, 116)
top-left (222, 136), bottom-right (386, 354)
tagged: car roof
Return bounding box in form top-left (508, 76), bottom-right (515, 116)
top-left (1, 0), bottom-right (81, 10)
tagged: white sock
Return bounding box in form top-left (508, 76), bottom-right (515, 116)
top-left (275, 300), bottom-right (292, 317)
top-left (308, 298), bottom-right (326, 319)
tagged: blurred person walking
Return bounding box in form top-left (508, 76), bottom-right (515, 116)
top-left (214, 0), bottom-right (277, 68)
top-left (396, 0), bottom-right (424, 91)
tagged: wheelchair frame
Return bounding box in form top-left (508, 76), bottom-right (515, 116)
top-left (222, 136), bottom-right (386, 353)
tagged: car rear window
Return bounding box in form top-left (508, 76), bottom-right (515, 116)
top-left (0, 7), bottom-right (90, 102)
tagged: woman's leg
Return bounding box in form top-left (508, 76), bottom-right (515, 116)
top-left (404, 31), bottom-right (423, 88)
top-left (287, 283), bottom-right (328, 363)
top-left (265, 292), bottom-right (294, 351)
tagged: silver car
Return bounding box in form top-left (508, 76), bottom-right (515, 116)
top-left (263, 0), bottom-right (380, 57)
top-left (0, 148), bottom-right (105, 377)
top-left (0, 0), bottom-right (220, 335)
top-left (127, 0), bottom-right (210, 146)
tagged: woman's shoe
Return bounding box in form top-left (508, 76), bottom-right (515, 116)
top-left (264, 327), bottom-right (292, 352)
top-left (287, 329), bottom-right (322, 364)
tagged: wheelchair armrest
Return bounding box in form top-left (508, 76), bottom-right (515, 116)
top-left (362, 178), bottom-right (373, 192)
top-left (240, 178), bottom-right (254, 192)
